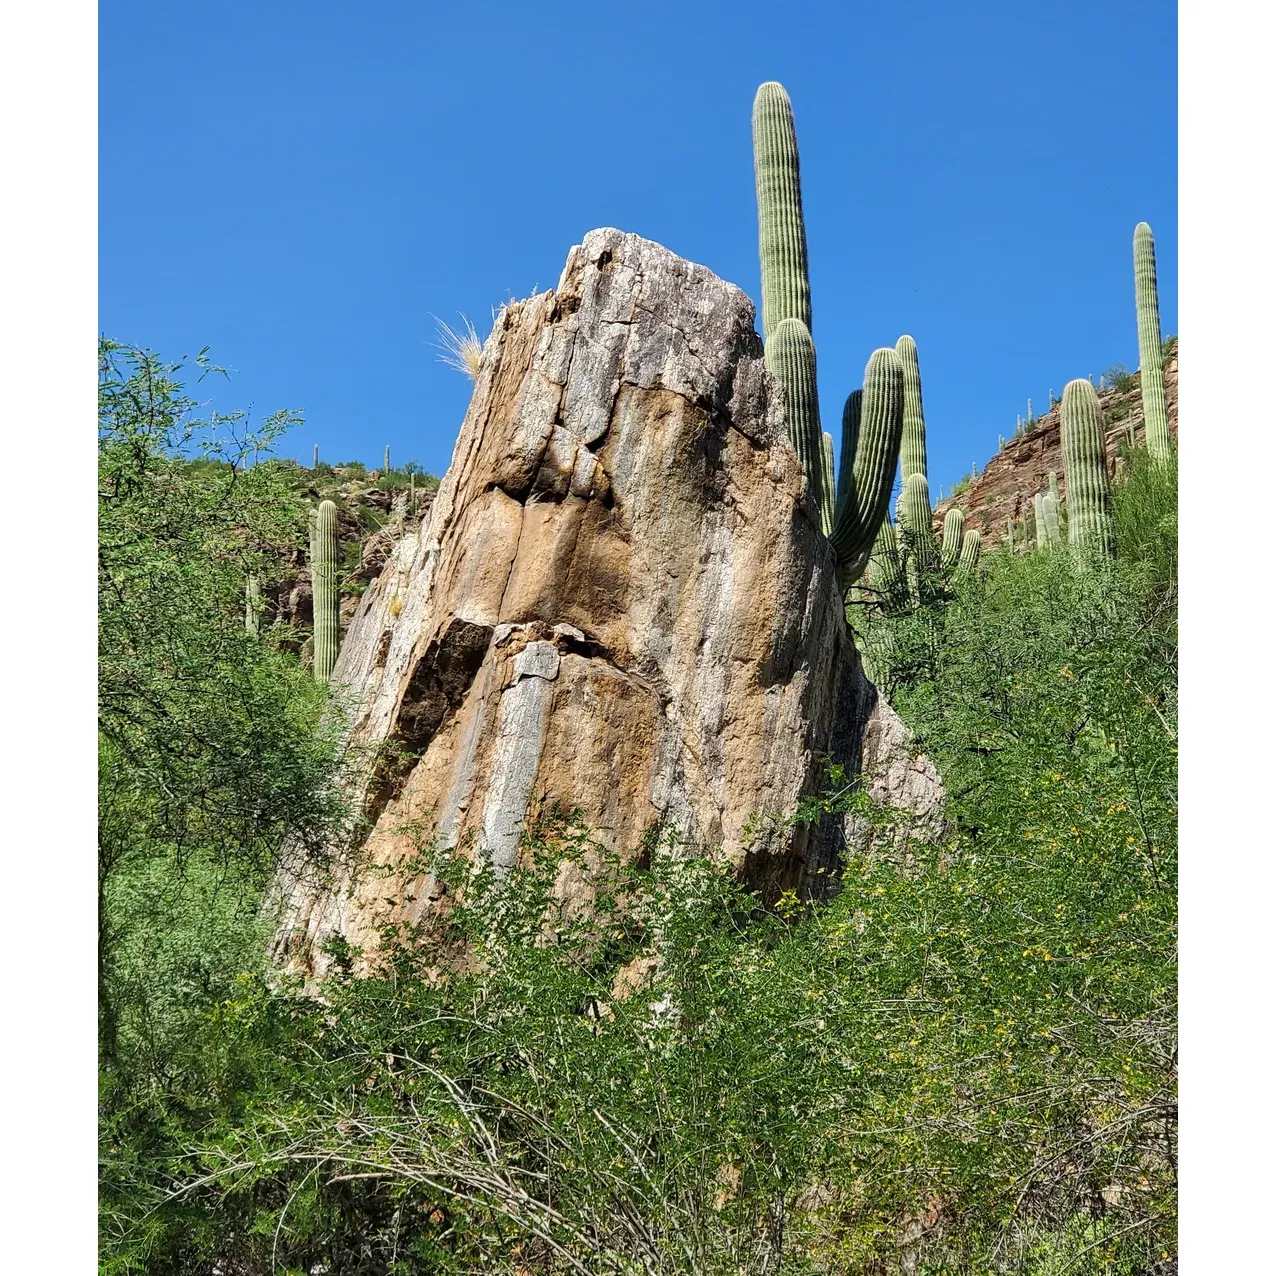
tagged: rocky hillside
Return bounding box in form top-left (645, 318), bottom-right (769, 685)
top-left (261, 466), bottom-right (438, 646)
top-left (934, 346), bottom-right (1178, 544)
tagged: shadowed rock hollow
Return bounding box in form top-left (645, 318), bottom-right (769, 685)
top-left (273, 228), bottom-right (943, 977)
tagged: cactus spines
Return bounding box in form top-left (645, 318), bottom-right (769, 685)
top-left (1048, 469), bottom-right (1061, 506)
top-left (829, 348), bottom-right (905, 587)
top-left (1060, 379), bottom-right (1116, 556)
top-left (1134, 221), bottom-right (1171, 460)
top-left (752, 82), bottom-right (812, 342)
top-left (941, 507), bottom-right (966, 571)
top-left (310, 498), bottom-right (340, 684)
top-left (765, 318), bottom-right (828, 525)
top-left (1033, 491), bottom-right (1046, 550)
top-left (895, 334), bottom-right (928, 483)
top-left (384, 445), bottom-right (391, 475)
top-left (956, 529), bottom-right (981, 577)
top-left (1027, 397), bottom-right (1034, 427)
top-left (245, 574), bottom-right (262, 636)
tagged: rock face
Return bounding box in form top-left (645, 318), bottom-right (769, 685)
top-left (934, 351), bottom-right (1178, 541)
top-left (273, 229), bottom-right (943, 977)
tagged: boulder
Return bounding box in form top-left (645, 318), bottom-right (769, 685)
top-left (272, 228), bottom-right (943, 977)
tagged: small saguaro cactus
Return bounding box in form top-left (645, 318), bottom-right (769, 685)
top-left (1006, 518), bottom-right (1016, 552)
top-left (1134, 221), bottom-right (1172, 460)
top-left (310, 499), bottom-right (341, 683)
top-left (244, 574), bottom-right (262, 636)
top-left (1041, 492), bottom-right (1062, 547)
top-left (1033, 491), bottom-right (1046, 550)
top-left (384, 445), bottom-right (391, 475)
top-left (766, 318), bottom-right (829, 530)
top-left (313, 444), bottom-right (319, 469)
top-left (752, 81), bottom-right (812, 342)
top-left (1060, 379), bottom-right (1116, 556)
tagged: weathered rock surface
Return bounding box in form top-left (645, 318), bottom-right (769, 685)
top-left (934, 350), bottom-right (1178, 541)
top-left (272, 229), bottom-right (943, 977)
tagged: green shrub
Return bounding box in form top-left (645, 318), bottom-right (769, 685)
top-left (1099, 363), bottom-right (1138, 394)
top-left (100, 348), bottom-right (1176, 1275)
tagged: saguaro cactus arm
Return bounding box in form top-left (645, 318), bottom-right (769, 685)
top-left (765, 318), bottom-right (828, 527)
top-left (940, 507), bottom-right (965, 571)
top-left (956, 529), bottom-right (981, 577)
top-left (828, 348), bottom-right (905, 587)
top-left (895, 335), bottom-right (929, 483)
top-left (821, 431), bottom-right (836, 535)
top-left (868, 515), bottom-right (906, 603)
top-left (752, 82), bottom-right (812, 342)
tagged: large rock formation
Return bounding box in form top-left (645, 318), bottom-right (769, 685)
top-left (273, 229), bottom-right (943, 977)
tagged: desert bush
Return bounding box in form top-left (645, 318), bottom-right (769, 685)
top-left (100, 349), bottom-right (1175, 1275)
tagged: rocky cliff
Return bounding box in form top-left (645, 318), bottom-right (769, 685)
top-left (273, 229), bottom-right (944, 978)
top-left (934, 349), bottom-right (1178, 540)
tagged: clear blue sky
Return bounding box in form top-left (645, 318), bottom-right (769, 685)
top-left (100, 0), bottom-right (1177, 494)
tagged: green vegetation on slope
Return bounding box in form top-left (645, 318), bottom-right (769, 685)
top-left (99, 341), bottom-right (1176, 1274)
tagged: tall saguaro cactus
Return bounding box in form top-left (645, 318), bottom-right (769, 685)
top-left (752, 82), bottom-right (812, 343)
top-left (1060, 380), bottom-right (1115, 556)
top-left (750, 82), bottom-right (966, 603)
top-left (310, 499), bottom-right (340, 684)
top-left (766, 318), bottom-right (829, 530)
top-left (1134, 222), bottom-right (1171, 460)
